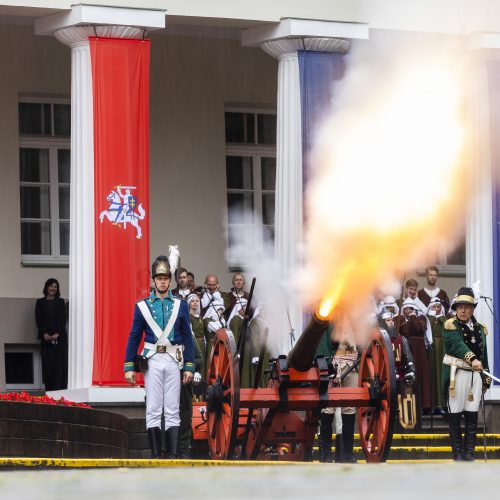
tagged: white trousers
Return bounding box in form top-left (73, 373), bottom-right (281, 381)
top-left (144, 353), bottom-right (181, 429)
top-left (448, 369), bottom-right (482, 413)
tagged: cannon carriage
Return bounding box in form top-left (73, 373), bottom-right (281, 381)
top-left (191, 308), bottom-right (397, 463)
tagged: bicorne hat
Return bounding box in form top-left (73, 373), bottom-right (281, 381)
top-left (451, 287), bottom-right (476, 310)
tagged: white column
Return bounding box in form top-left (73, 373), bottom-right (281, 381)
top-left (54, 26), bottom-right (145, 390)
top-left (467, 34), bottom-right (500, 400)
top-left (261, 38), bottom-right (349, 353)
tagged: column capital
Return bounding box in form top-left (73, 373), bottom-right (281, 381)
top-left (35, 4), bottom-right (165, 38)
top-left (262, 37), bottom-right (350, 59)
top-left (55, 25), bottom-right (145, 48)
top-left (242, 18), bottom-right (367, 54)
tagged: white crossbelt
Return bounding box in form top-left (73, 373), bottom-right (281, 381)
top-left (138, 299), bottom-right (184, 368)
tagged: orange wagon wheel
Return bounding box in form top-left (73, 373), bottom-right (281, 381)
top-left (357, 328), bottom-right (396, 463)
top-left (206, 328), bottom-right (241, 460)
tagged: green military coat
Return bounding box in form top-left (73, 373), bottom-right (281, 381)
top-left (441, 316), bottom-right (491, 390)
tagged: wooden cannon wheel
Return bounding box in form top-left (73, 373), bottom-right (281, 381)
top-left (205, 328), bottom-right (240, 460)
top-left (357, 328), bottom-right (396, 463)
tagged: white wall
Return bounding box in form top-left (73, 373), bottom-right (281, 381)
top-left (149, 34), bottom-right (277, 290)
top-left (0, 24), bottom-right (71, 299)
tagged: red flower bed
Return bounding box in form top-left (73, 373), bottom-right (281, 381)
top-left (0, 391), bottom-right (91, 408)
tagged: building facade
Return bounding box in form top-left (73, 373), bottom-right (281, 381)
top-left (0, 1), bottom-right (497, 402)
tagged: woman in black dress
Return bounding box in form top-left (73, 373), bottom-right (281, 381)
top-left (35, 278), bottom-right (68, 391)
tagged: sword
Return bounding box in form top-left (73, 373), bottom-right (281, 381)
top-left (482, 369), bottom-right (500, 384)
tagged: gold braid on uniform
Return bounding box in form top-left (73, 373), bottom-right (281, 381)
top-left (484, 375), bottom-right (492, 387)
top-left (463, 351), bottom-right (476, 366)
top-left (444, 318), bottom-right (457, 330)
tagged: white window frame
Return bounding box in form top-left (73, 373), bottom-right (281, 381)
top-left (4, 344), bottom-right (43, 391)
top-left (19, 97), bottom-right (71, 267)
top-left (225, 108), bottom-right (277, 270)
top-left (417, 237), bottom-right (466, 278)
top-left (225, 149), bottom-right (276, 269)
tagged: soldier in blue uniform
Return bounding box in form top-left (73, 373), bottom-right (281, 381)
top-left (124, 255), bottom-right (195, 458)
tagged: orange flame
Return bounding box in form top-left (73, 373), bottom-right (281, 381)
top-left (302, 48), bottom-right (468, 328)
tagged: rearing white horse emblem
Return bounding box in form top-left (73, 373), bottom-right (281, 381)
top-left (99, 185), bottom-right (146, 239)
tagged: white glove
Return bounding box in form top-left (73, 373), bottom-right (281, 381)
top-left (193, 372), bottom-right (202, 385)
top-left (251, 356), bottom-right (259, 365)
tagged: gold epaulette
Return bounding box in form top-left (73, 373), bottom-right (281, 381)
top-left (444, 318), bottom-right (457, 331)
top-left (479, 322), bottom-right (488, 335)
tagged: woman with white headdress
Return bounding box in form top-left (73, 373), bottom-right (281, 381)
top-left (203, 296), bottom-right (227, 363)
top-left (426, 297), bottom-right (448, 415)
top-left (396, 298), bottom-right (432, 414)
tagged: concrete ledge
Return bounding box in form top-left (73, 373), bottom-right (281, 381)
top-left (47, 386), bottom-right (146, 404)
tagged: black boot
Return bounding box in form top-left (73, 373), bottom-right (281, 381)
top-left (462, 411), bottom-right (478, 462)
top-left (164, 426), bottom-right (180, 459)
top-left (447, 412), bottom-right (463, 461)
top-left (318, 413), bottom-right (333, 463)
top-left (341, 413), bottom-right (357, 463)
top-left (334, 433), bottom-right (344, 463)
top-left (147, 427), bottom-right (162, 458)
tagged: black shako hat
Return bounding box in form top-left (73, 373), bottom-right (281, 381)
top-left (451, 287), bottom-right (476, 310)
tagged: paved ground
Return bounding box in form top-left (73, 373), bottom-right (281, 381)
top-left (0, 463), bottom-right (499, 499)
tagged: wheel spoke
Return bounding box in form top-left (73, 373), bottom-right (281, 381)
top-left (365, 357), bottom-right (375, 378)
top-left (222, 402), bottom-right (232, 416)
top-left (364, 412), bottom-right (375, 442)
top-left (221, 359), bottom-right (231, 385)
top-left (213, 349), bottom-right (220, 379)
top-left (218, 345), bottom-right (226, 381)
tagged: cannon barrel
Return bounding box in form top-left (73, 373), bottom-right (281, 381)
top-left (287, 312), bottom-right (330, 371)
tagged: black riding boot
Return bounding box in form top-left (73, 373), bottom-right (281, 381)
top-left (462, 411), bottom-right (478, 462)
top-left (147, 427), bottom-right (162, 458)
top-left (447, 412), bottom-right (464, 461)
top-left (334, 433), bottom-right (344, 463)
top-left (164, 426), bottom-right (180, 459)
top-left (318, 413), bottom-right (333, 463)
top-left (341, 413), bottom-right (357, 463)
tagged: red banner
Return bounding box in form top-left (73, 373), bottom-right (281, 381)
top-left (91, 38), bottom-right (151, 385)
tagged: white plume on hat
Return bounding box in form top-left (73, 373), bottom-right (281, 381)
top-left (470, 280), bottom-right (481, 304)
top-left (168, 245), bottom-right (180, 276)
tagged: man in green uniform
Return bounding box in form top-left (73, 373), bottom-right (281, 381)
top-left (442, 287), bottom-right (492, 461)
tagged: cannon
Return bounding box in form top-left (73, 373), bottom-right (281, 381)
top-left (191, 309), bottom-right (396, 462)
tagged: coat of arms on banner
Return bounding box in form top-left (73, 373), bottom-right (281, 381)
top-left (99, 185), bottom-right (146, 239)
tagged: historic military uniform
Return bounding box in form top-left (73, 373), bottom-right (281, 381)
top-left (380, 310), bottom-right (417, 429)
top-left (124, 256), bottom-right (195, 458)
top-left (442, 287), bottom-right (492, 461)
top-left (316, 320), bottom-right (359, 464)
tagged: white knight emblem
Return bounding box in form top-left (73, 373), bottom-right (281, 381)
top-left (99, 185), bottom-right (146, 239)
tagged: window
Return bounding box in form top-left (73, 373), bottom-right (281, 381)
top-left (437, 236), bottom-right (466, 276)
top-left (225, 110), bottom-right (276, 268)
top-left (419, 235), bottom-right (466, 277)
top-left (4, 344), bottom-right (43, 390)
top-left (19, 98), bottom-right (70, 266)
